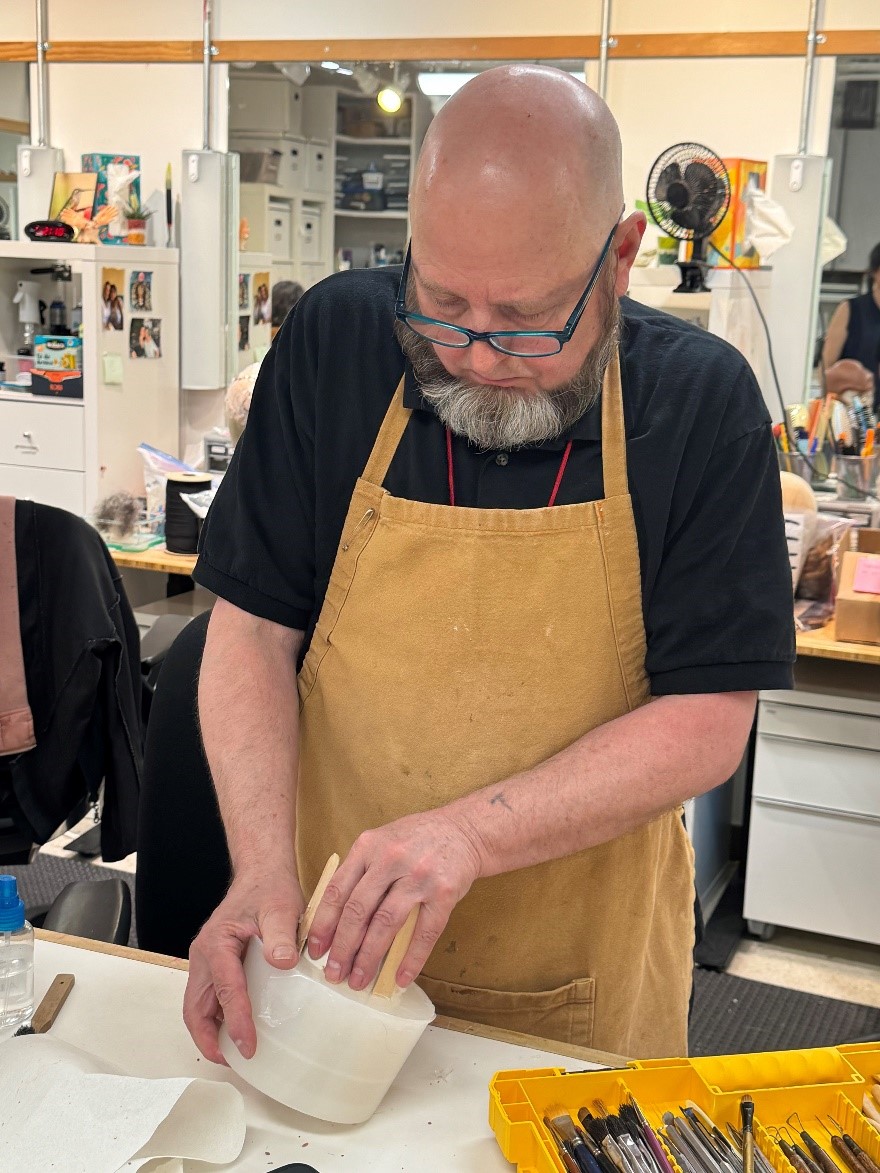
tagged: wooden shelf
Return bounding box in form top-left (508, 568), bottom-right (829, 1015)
top-left (334, 209), bottom-right (409, 220)
top-left (335, 135), bottom-right (411, 147)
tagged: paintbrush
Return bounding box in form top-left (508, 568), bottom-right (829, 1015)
top-left (627, 1096), bottom-right (678, 1173)
top-left (740, 1096), bottom-right (755, 1173)
top-left (548, 1110), bottom-right (599, 1173)
top-left (165, 163), bottom-right (173, 247)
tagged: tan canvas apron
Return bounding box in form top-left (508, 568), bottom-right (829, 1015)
top-left (296, 354), bottom-right (695, 1058)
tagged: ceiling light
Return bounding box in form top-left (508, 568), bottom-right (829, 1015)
top-left (274, 62), bottom-right (311, 86)
top-left (352, 64), bottom-right (380, 96)
top-left (377, 83), bottom-right (404, 114)
top-left (321, 61), bottom-right (340, 71)
top-left (336, 67), bottom-right (354, 76)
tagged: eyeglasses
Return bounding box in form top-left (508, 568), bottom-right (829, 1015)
top-left (395, 211), bottom-right (622, 358)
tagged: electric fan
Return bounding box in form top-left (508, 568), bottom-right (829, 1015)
top-left (645, 143), bottom-right (731, 292)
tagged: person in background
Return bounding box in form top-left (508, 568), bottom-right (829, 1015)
top-left (224, 361), bottom-right (262, 444)
top-left (270, 280), bottom-right (304, 341)
top-left (822, 242), bottom-right (880, 414)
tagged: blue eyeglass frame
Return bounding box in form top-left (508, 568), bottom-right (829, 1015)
top-left (394, 210), bottom-right (623, 357)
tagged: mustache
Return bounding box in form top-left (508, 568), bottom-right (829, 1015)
top-left (393, 268), bottom-right (620, 450)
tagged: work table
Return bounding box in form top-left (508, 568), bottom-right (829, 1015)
top-left (795, 621), bottom-right (880, 666)
top-left (27, 931), bottom-right (618, 1172)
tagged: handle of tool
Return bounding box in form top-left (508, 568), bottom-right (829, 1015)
top-left (846, 1137), bottom-right (880, 1173)
top-left (803, 1134), bottom-right (841, 1173)
top-left (831, 1136), bottom-right (865, 1173)
top-left (32, 973), bottom-right (75, 1034)
top-left (781, 1139), bottom-right (815, 1173)
top-left (372, 905), bottom-right (420, 999)
top-left (296, 852), bottom-right (340, 951)
top-left (743, 1132), bottom-right (755, 1173)
top-left (643, 1122), bottom-right (678, 1173)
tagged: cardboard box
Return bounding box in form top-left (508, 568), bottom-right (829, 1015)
top-left (81, 152), bottom-right (140, 245)
top-left (29, 369), bottom-right (83, 399)
top-left (710, 158), bottom-right (767, 269)
top-left (856, 528), bottom-right (880, 555)
top-left (34, 334), bottom-right (82, 371)
top-left (835, 550), bottom-right (880, 644)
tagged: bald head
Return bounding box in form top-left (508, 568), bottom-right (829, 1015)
top-left (411, 64), bottom-right (623, 253)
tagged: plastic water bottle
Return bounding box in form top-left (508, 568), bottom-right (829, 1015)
top-left (0, 874), bottom-right (34, 1039)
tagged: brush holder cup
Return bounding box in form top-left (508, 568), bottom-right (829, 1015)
top-left (220, 939), bottom-right (435, 1124)
top-left (835, 454), bottom-right (879, 500)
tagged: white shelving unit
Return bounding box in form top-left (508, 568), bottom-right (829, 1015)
top-left (229, 74), bottom-right (432, 280)
top-left (0, 241), bottom-right (179, 517)
top-left (230, 73), bottom-right (335, 290)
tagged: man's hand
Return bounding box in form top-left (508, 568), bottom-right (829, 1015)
top-left (306, 810), bottom-right (483, 992)
top-left (183, 869), bottom-right (305, 1064)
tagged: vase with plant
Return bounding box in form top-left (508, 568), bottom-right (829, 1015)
top-left (124, 197), bottom-right (152, 246)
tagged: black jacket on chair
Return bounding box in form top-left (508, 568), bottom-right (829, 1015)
top-left (2, 500), bottom-right (143, 861)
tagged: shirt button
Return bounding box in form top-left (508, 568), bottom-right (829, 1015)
top-left (495, 452), bottom-right (509, 466)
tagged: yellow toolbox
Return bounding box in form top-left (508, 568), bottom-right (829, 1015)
top-left (490, 1044), bottom-right (880, 1173)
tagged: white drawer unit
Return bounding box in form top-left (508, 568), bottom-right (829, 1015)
top-left (0, 463), bottom-right (86, 514)
top-left (0, 397), bottom-right (85, 471)
top-left (744, 680), bottom-right (880, 945)
top-left (305, 141), bottom-right (331, 195)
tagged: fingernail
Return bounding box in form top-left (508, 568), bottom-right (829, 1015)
top-left (308, 937), bottom-right (323, 958)
top-left (325, 960), bottom-right (341, 982)
top-left (272, 945), bottom-right (295, 961)
top-left (398, 971), bottom-right (413, 987)
top-left (350, 967), bottom-right (365, 990)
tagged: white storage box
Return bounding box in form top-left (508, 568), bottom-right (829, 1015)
top-left (298, 206), bottom-right (323, 264)
top-left (268, 201), bottom-right (292, 262)
top-left (306, 141), bottom-right (331, 194)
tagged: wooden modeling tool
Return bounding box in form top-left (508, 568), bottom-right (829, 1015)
top-left (372, 906), bottom-right (420, 1000)
top-left (296, 852), bottom-right (340, 952)
top-left (14, 973), bottom-right (75, 1036)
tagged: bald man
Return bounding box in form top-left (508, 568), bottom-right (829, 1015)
top-left (186, 66), bottom-right (794, 1060)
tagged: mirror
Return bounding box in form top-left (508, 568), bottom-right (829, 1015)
top-left (0, 63), bottom-right (30, 241)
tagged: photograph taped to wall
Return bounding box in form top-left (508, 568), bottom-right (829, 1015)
top-left (129, 270), bottom-right (153, 312)
top-left (130, 317), bottom-right (162, 359)
top-left (101, 267), bottom-right (125, 332)
top-left (238, 273), bottom-right (250, 310)
top-left (252, 271), bottom-right (270, 325)
top-left (238, 314), bottom-right (250, 352)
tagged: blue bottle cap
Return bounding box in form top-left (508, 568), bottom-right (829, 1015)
top-left (0, 874), bottom-right (25, 931)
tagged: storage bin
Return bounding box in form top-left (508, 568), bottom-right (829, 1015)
top-left (268, 201), bottom-right (292, 262)
top-left (238, 150), bottom-right (282, 184)
top-left (306, 141), bottom-right (332, 194)
top-left (298, 206), bottom-right (323, 264)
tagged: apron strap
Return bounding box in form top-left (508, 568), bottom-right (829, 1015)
top-left (600, 352), bottom-right (629, 499)
top-left (363, 376), bottom-right (410, 487)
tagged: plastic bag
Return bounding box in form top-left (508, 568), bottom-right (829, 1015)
top-left (795, 514), bottom-right (853, 604)
top-left (180, 488), bottom-right (216, 520)
top-left (137, 442), bottom-right (198, 535)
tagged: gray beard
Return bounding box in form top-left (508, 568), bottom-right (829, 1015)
top-left (394, 278), bottom-right (620, 451)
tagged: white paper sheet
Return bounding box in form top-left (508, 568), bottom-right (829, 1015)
top-left (0, 1035), bottom-right (245, 1173)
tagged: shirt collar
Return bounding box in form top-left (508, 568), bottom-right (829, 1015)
top-left (401, 362), bottom-right (602, 451)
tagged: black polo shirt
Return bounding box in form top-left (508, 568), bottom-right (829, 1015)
top-left (195, 266), bottom-right (795, 696)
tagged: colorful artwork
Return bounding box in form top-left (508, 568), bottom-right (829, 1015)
top-left (129, 270), bottom-right (153, 312)
top-left (101, 266), bottom-right (125, 332)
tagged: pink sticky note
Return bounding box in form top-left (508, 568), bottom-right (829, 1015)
top-left (853, 556), bottom-right (880, 595)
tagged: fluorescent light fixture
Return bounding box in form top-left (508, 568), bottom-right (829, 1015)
top-left (337, 67), bottom-right (354, 76)
top-left (321, 61), bottom-right (340, 71)
top-left (377, 84), bottom-right (404, 114)
top-left (417, 69), bottom-right (586, 98)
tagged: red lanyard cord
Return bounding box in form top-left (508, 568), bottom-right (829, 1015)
top-left (445, 428), bottom-right (573, 508)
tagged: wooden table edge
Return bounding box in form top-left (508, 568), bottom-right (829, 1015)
top-left (35, 930), bottom-right (630, 1068)
top-left (796, 622), bottom-right (880, 666)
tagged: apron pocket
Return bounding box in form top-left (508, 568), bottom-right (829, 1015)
top-left (417, 974), bottom-right (595, 1049)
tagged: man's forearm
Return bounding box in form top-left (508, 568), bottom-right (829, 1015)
top-left (447, 691), bottom-right (756, 879)
top-left (198, 599), bottom-right (304, 878)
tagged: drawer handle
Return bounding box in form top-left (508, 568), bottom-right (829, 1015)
top-left (759, 730), bottom-right (880, 754)
top-left (755, 795), bottom-right (880, 826)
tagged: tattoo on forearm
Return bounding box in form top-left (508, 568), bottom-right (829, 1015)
top-left (490, 791), bottom-right (512, 812)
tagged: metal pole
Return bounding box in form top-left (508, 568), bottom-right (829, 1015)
top-left (34, 0), bottom-right (48, 147)
top-left (202, 0), bottom-right (213, 151)
top-left (597, 0), bottom-right (614, 100)
top-left (797, 0), bottom-right (823, 155)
